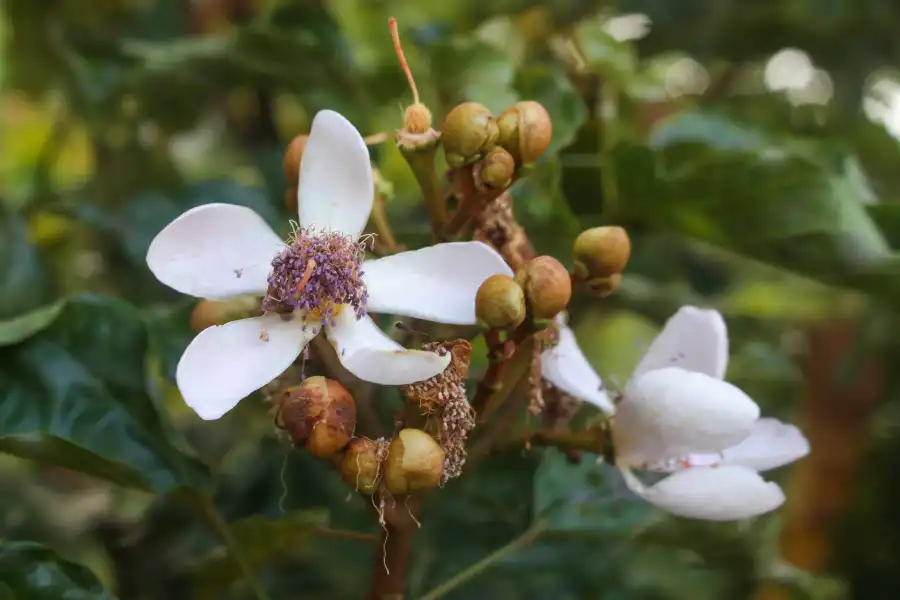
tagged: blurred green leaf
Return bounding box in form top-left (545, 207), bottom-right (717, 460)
top-left (534, 449), bottom-right (656, 534)
top-left (0, 540), bottom-right (116, 599)
top-left (0, 294), bottom-right (209, 493)
top-left (0, 209), bottom-right (51, 320)
top-left (188, 509), bottom-right (330, 596)
top-left (573, 17), bottom-right (638, 84)
top-left (0, 300), bottom-right (64, 347)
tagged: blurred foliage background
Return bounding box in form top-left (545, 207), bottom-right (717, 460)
top-left (3, 0), bottom-right (900, 598)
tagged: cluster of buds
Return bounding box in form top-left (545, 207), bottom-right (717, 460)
top-left (571, 226), bottom-right (631, 297)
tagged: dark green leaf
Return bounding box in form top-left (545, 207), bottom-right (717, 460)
top-left (0, 294), bottom-right (209, 493)
top-left (188, 509), bottom-right (330, 595)
top-left (0, 300), bottom-right (64, 347)
top-left (0, 541), bottom-right (117, 599)
top-left (0, 209), bottom-right (51, 320)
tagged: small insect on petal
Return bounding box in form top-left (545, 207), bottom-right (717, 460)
top-left (259, 327), bottom-right (270, 342)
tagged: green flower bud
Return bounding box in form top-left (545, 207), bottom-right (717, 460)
top-left (384, 429), bottom-right (444, 495)
top-left (340, 437), bottom-right (385, 495)
top-left (277, 377), bottom-right (356, 458)
top-left (515, 256), bottom-right (572, 320)
top-left (572, 226), bottom-right (631, 283)
top-left (496, 101), bottom-right (552, 165)
top-left (475, 274), bottom-right (526, 330)
top-left (441, 102), bottom-right (499, 167)
top-left (477, 147), bottom-right (516, 190)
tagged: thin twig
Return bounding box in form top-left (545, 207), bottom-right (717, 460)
top-left (314, 526), bottom-right (380, 545)
top-left (196, 494), bottom-right (272, 600)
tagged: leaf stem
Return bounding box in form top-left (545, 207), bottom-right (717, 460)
top-left (418, 521), bottom-right (548, 600)
top-left (196, 494), bottom-right (272, 600)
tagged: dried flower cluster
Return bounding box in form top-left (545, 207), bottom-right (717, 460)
top-left (402, 340), bottom-right (475, 484)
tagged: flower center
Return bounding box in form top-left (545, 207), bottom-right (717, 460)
top-left (262, 227), bottom-right (370, 326)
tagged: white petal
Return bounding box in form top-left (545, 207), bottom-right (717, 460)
top-left (146, 203), bottom-right (284, 300)
top-left (631, 306), bottom-right (729, 381)
top-left (363, 242), bottom-right (513, 325)
top-left (622, 466), bottom-right (786, 521)
top-left (298, 110), bottom-right (374, 238)
top-left (613, 367), bottom-right (760, 467)
top-left (541, 324), bottom-right (614, 414)
top-left (720, 418), bottom-right (810, 471)
top-left (176, 314), bottom-right (320, 420)
top-left (325, 309), bottom-right (450, 384)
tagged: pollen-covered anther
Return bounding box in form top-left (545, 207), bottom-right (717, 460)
top-left (262, 226), bottom-right (370, 326)
top-left (401, 339), bottom-right (474, 485)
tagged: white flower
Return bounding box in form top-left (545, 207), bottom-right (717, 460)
top-left (541, 314), bottom-right (615, 414)
top-left (146, 110), bottom-right (512, 420)
top-left (544, 306), bottom-right (810, 521)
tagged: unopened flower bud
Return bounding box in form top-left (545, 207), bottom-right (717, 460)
top-left (477, 147), bottom-right (515, 190)
top-left (475, 274), bottom-right (525, 330)
top-left (572, 226), bottom-right (631, 283)
top-left (497, 101), bottom-right (552, 166)
top-left (340, 437), bottom-right (385, 495)
top-left (282, 134), bottom-right (308, 185)
top-left (403, 102), bottom-right (433, 135)
top-left (277, 376), bottom-right (356, 458)
top-left (384, 429), bottom-right (444, 495)
top-left (515, 256), bottom-right (572, 320)
top-left (441, 102), bottom-right (499, 167)
top-left (284, 185), bottom-right (298, 213)
top-left (585, 272), bottom-right (622, 298)
top-left (190, 297), bottom-right (260, 333)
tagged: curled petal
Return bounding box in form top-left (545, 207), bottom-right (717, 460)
top-left (632, 306), bottom-right (729, 381)
top-left (363, 242), bottom-right (513, 325)
top-left (325, 309), bottom-right (450, 385)
top-left (147, 204), bottom-right (283, 300)
top-left (176, 314), bottom-right (319, 420)
top-left (614, 367), bottom-right (760, 467)
top-left (622, 466), bottom-right (786, 521)
top-left (298, 110), bottom-right (374, 238)
top-left (541, 324), bottom-right (614, 414)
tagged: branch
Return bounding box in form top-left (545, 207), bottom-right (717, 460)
top-left (368, 496), bottom-right (421, 600)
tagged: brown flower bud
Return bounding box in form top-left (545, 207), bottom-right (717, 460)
top-left (403, 102), bottom-right (433, 135)
top-left (585, 272), bottom-right (622, 298)
top-left (384, 429), bottom-right (444, 495)
top-left (441, 102), bottom-right (499, 167)
top-left (475, 274), bottom-right (526, 330)
top-left (515, 256), bottom-right (572, 320)
top-left (340, 437), bottom-right (385, 495)
top-left (497, 101), bottom-right (552, 165)
top-left (282, 134), bottom-right (308, 185)
top-left (190, 297), bottom-right (260, 333)
top-left (477, 147), bottom-right (515, 190)
top-left (284, 185), bottom-right (298, 213)
top-left (572, 226), bottom-right (631, 283)
top-left (277, 377), bottom-right (356, 458)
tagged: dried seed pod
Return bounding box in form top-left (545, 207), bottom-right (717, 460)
top-left (340, 437), bottom-right (385, 495)
top-left (572, 226), bottom-right (631, 283)
top-left (277, 377), bottom-right (356, 458)
top-left (441, 102), bottom-right (499, 167)
top-left (384, 429), bottom-right (444, 495)
top-left (496, 101), bottom-right (552, 165)
top-left (477, 147), bottom-right (516, 190)
top-left (475, 274), bottom-right (526, 330)
top-left (282, 134), bottom-right (308, 185)
top-left (515, 256), bottom-right (572, 320)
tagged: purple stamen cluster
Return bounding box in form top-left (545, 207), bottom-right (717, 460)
top-left (262, 227), bottom-right (369, 327)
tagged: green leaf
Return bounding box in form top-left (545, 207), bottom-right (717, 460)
top-left (572, 16), bottom-right (638, 84)
top-left (514, 66), bottom-right (588, 158)
top-left (0, 541), bottom-right (117, 599)
top-left (534, 449), bottom-right (656, 534)
top-left (0, 294), bottom-right (209, 493)
top-left (188, 509), bottom-right (330, 596)
top-left (0, 209), bottom-right (51, 320)
top-left (0, 300), bottom-right (65, 347)
top-left (618, 112), bottom-right (894, 291)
